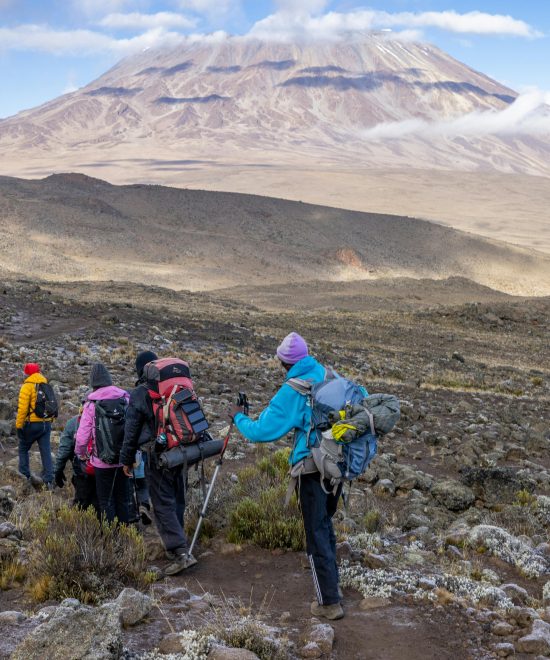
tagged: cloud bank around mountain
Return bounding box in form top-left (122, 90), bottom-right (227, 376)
top-left (0, 6), bottom-right (542, 58)
top-left (249, 9), bottom-right (542, 41)
top-left (360, 90), bottom-right (550, 141)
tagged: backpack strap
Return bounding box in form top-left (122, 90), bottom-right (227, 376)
top-left (286, 378), bottom-right (317, 449)
top-left (28, 383), bottom-right (41, 419)
top-left (163, 385), bottom-right (179, 426)
top-left (285, 455), bottom-right (318, 506)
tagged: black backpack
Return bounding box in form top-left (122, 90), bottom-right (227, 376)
top-left (94, 398), bottom-right (128, 464)
top-left (33, 383), bottom-right (59, 420)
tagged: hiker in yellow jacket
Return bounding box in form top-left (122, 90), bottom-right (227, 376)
top-left (16, 363), bottom-right (56, 487)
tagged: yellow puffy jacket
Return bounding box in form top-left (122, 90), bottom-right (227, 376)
top-left (16, 373), bottom-right (53, 428)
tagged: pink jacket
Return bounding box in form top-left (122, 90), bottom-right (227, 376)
top-left (75, 385), bottom-right (130, 469)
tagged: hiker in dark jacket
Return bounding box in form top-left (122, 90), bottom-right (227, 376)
top-left (54, 414), bottom-right (99, 513)
top-left (230, 332), bottom-right (344, 621)
top-left (121, 351), bottom-right (194, 575)
top-left (76, 363), bottom-right (130, 524)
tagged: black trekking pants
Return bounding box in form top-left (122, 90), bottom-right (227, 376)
top-left (299, 472), bottom-right (342, 606)
top-left (146, 453), bottom-right (187, 553)
top-left (94, 466), bottom-right (130, 524)
top-left (72, 473), bottom-right (99, 514)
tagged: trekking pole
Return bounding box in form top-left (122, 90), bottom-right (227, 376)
top-left (187, 393), bottom-right (248, 559)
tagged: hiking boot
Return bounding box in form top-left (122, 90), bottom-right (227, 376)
top-left (164, 552), bottom-right (198, 576)
top-left (29, 474), bottom-right (44, 488)
top-left (310, 601), bottom-right (344, 620)
top-left (139, 504), bottom-right (152, 525)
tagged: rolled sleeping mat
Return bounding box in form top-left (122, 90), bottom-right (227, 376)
top-left (157, 437), bottom-right (224, 470)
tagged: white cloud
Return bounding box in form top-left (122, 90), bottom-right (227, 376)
top-left (99, 12), bottom-right (197, 30)
top-left (250, 9), bottom-right (541, 41)
top-left (375, 10), bottom-right (541, 38)
top-left (0, 24), bottom-right (186, 55)
top-left (360, 90), bottom-right (550, 140)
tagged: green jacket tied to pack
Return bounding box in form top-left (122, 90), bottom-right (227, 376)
top-left (329, 394), bottom-right (401, 443)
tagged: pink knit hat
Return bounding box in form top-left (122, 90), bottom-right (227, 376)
top-left (24, 363), bottom-right (40, 376)
top-left (276, 332), bottom-right (308, 364)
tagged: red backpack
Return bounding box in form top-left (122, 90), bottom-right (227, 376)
top-left (143, 358), bottom-right (209, 449)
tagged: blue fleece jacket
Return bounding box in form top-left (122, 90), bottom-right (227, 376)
top-left (234, 355), bottom-right (326, 465)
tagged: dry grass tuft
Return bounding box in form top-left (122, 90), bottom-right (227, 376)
top-left (26, 503), bottom-right (151, 603)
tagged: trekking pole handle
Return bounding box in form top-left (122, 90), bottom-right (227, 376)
top-left (237, 392), bottom-right (249, 416)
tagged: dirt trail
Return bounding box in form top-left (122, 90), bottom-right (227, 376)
top-left (118, 546), bottom-right (489, 659)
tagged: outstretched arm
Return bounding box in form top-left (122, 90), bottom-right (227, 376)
top-left (234, 386), bottom-right (300, 443)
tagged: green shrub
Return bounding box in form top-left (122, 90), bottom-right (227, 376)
top-left (227, 447), bottom-right (304, 551)
top-left (363, 509), bottom-right (382, 533)
top-left (27, 504), bottom-right (151, 603)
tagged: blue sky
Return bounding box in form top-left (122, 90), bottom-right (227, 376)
top-left (0, 0), bottom-right (548, 119)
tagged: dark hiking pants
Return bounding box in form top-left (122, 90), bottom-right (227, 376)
top-left (299, 472), bottom-right (342, 606)
top-left (146, 453), bottom-right (187, 553)
top-left (94, 466), bottom-right (129, 524)
top-left (72, 473), bottom-right (99, 514)
top-left (18, 422), bottom-right (53, 484)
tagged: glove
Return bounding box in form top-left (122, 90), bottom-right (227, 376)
top-left (228, 404), bottom-right (244, 421)
top-left (332, 422), bottom-right (358, 443)
top-left (16, 428), bottom-right (25, 441)
top-left (54, 470), bottom-right (66, 488)
top-left (328, 409), bottom-right (347, 424)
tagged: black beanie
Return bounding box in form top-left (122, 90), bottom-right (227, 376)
top-left (136, 350), bottom-right (158, 379)
top-left (90, 363), bottom-right (113, 389)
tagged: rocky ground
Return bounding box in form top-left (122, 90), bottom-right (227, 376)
top-left (0, 277), bottom-right (549, 659)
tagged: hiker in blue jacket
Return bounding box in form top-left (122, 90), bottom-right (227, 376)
top-left (230, 332), bottom-right (344, 621)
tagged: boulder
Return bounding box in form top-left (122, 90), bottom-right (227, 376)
top-left (516, 619), bottom-right (550, 655)
top-left (0, 487), bottom-right (15, 517)
top-left (11, 604), bottom-right (122, 660)
top-left (373, 479), bottom-right (395, 497)
top-left (208, 647), bottom-right (260, 660)
top-left (112, 587), bottom-right (152, 627)
top-left (432, 479), bottom-right (475, 511)
top-left (493, 642), bottom-right (515, 657)
top-left (492, 621), bottom-right (514, 636)
top-left (0, 610), bottom-right (26, 624)
top-left (501, 583), bottom-right (529, 606)
top-left (460, 467), bottom-right (536, 506)
top-left (307, 620), bottom-right (334, 654)
top-left (363, 553), bottom-right (388, 569)
top-left (299, 642), bottom-right (322, 659)
top-left (0, 420), bottom-right (12, 436)
top-left (508, 607), bottom-right (540, 628)
top-left (394, 466), bottom-right (419, 491)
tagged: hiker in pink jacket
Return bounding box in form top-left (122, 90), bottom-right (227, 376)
top-left (76, 363), bottom-right (130, 523)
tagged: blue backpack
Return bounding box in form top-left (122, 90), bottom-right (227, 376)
top-left (287, 369), bottom-right (379, 492)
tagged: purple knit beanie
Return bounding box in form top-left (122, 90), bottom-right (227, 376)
top-left (276, 332), bottom-right (308, 364)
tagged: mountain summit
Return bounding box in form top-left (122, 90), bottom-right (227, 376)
top-left (1, 36), bottom-right (548, 176)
